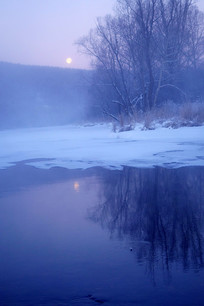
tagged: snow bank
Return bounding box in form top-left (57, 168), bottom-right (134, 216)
top-left (0, 124), bottom-right (204, 170)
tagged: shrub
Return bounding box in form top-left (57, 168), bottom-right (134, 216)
top-left (141, 101), bottom-right (204, 130)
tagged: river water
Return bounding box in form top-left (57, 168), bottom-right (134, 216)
top-left (0, 164), bottom-right (204, 305)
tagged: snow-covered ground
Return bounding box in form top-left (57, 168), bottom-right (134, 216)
top-left (0, 124), bottom-right (204, 170)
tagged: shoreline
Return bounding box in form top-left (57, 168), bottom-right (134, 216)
top-left (1, 124), bottom-right (204, 170)
top-left (1, 162), bottom-right (204, 196)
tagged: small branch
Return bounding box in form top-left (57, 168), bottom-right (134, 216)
top-left (103, 109), bottom-right (120, 122)
top-left (160, 83), bottom-right (187, 97)
top-left (130, 94), bottom-right (143, 105)
top-left (111, 100), bottom-right (124, 106)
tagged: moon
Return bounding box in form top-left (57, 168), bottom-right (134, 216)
top-left (66, 57), bottom-right (72, 64)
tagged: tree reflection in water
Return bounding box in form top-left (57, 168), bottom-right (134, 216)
top-left (89, 166), bottom-right (204, 279)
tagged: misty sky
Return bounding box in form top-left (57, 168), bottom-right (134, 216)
top-left (0, 0), bottom-right (203, 70)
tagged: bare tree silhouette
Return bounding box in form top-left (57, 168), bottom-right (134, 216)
top-left (89, 166), bottom-right (204, 281)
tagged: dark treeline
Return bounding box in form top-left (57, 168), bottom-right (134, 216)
top-left (78, 0), bottom-right (204, 125)
top-left (0, 62), bottom-right (92, 129)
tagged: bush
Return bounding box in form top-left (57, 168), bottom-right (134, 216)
top-left (138, 101), bottom-right (204, 130)
top-left (111, 101), bottom-right (204, 132)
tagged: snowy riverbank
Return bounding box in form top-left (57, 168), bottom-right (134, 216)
top-left (1, 123), bottom-right (204, 170)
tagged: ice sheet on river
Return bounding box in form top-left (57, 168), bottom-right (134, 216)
top-left (0, 124), bottom-right (204, 169)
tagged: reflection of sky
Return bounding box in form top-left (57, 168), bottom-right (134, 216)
top-left (0, 0), bottom-right (203, 70)
top-left (0, 165), bottom-right (204, 305)
top-left (0, 0), bottom-right (115, 69)
top-left (74, 181), bottom-right (80, 192)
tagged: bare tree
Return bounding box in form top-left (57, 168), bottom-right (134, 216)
top-left (118, 0), bottom-right (158, 110)
top-left (153, 0), bottom-right (194, 104)
top-left (78, 15), bottom-right (136, 124)
top-left (77, 0), bottom-right (204, 126)
top-left (184, 6), bottom-right (204, 69)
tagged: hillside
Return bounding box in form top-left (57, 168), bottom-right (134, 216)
top-left (0, 62), bottom-right (92, 129)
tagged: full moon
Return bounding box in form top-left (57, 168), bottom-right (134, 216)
top-left (66, 57), bottom-right (72, 64)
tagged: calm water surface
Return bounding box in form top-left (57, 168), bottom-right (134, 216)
top-left (0, 164), bottom-right (204, 305)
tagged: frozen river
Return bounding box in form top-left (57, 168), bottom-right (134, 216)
top-left (0, 124), bottom-right (204, 170)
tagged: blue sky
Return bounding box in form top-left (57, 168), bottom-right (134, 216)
top-left (0, 0), bottom-right (115, 69)
top-left (0, 0), bottom-right (203, 70)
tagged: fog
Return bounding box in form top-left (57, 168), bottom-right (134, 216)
top-left (0, 62), bottom-right (93, 129)
top-left (1, 61), bottom-right (204, 131)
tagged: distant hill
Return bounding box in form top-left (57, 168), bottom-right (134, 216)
top-left (0, 62), bottom-right (92, 129)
